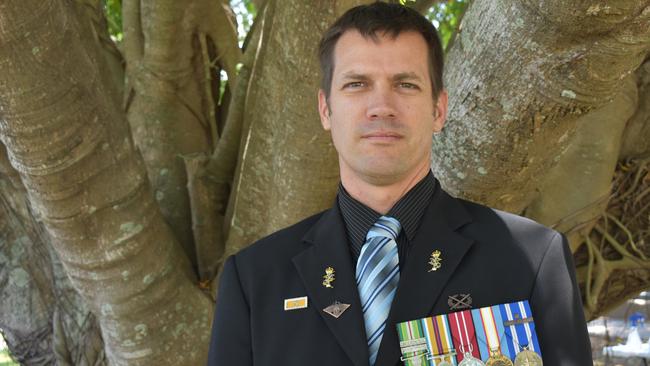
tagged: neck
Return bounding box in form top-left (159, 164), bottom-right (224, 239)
top-left (340, 161), bottom-right (430, 214)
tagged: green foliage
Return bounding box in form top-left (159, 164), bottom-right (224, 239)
top-left (231, 0), bottom-right (257, 46)
top-left (104, 0), bottom-right (123, 41)
top-left (425, 0), bottom-right (469, 51)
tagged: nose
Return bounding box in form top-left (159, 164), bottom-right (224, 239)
top-left (366, 84), bottom-right (397, 120)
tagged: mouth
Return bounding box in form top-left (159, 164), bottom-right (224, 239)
top-left (361, 131), bottom-right (403, 142)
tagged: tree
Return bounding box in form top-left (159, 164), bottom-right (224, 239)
top-left (0, 0), bottom-right (648, 364)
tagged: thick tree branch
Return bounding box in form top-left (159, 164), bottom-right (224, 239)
top-left (621, 58), bottom-right (650, 160)
top-left (0, 1), bottom-right (212, 364)
top-left (433, 0), bottom-right (650, 213)
top-left (221, 0), bottom-right (369, 256)
top-left (526, 75), bottom-right (638, 244)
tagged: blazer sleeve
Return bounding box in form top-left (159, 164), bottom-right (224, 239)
top-left (530, 231), bottom-right (593, 365)
top-left (207, 255), bottom-right (253, 366)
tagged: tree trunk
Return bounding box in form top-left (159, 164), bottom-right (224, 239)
top-left (434, 0), bottom-right (650, 213)
top-left (221, 0), bottom-right (367, 257)
top-left (1, 142), bottom-right (106, 366)
top-left (0, 1), bottom-right (121, 364)
top-left (122, 0), bottom-right (240, 268)
top-left (433, 0), bottom-right (650, 319)
top-left (0, 1), bottom-right (212, 364)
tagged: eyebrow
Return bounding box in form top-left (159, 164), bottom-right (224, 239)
top-left (340, 72), bottom-right (370, 81)
top-left (339, 71), bottom-right (424, 83)
top-left (393, 72), bottom-right (424, 83)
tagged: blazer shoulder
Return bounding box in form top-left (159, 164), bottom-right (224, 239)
top-left (454, 197), bottom-right (560, 255)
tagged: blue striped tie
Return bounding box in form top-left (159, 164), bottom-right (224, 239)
top-left (356, 216), bottom-right (401, 366)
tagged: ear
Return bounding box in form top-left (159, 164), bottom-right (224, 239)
top-left (433, 89), bottom-right (448, 133)
top-left (318, 89), bottom-right (331, 131)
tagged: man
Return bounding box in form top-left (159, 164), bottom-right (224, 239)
top-left (208, 3), bottom-right (592, 365)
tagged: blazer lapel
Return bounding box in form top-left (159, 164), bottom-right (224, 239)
top-left (375, 186), bottom-right (475, 366)
top-left (293, 204), bottom-right (369, 366)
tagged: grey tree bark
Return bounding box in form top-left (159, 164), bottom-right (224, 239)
top-left (434, 0), bottom-right (650, 211)
top-left (218, 0), bottom-right (367, 257)
top-left (435, 0), bottom-right (650, 318)
top-left (0, 1), bottom-right (212, 365)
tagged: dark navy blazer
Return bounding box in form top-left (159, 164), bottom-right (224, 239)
top-left (207, 182), bottom-right (592, 365)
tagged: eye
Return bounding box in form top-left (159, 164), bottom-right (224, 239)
top-left (343, 81), bottom-right (365, 89)
top-left (399, 82), bottom-right (419, 90)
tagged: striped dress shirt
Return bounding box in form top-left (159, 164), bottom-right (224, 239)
top-left (337, 171), bottom-right (437, 270)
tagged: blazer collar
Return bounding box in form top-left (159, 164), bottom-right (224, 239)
top-left (375, 182), bottom-right (475, 366)
top-left (293, 202), bottom-right (370, 366)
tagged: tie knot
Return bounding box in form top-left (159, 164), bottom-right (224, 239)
top-left (366, 215), bottom-right (401, 241)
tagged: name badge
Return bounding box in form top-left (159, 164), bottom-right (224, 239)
top-left (284, 296), bottom-right (308, 311)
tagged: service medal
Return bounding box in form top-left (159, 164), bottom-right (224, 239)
top-left (434, 356), bottom-right (454, 366)
top-left (514, 349), bottom-right (542, 366)
top-left (409, 353), bottom-right (427, 366)
top-left (458, 352), bottom-right (485, 366)
top-left (448, 310), bottom-right (482, 365)
top-left (429, 354), bottom-right (455, 366)
top-left (485, 348), bottom-right (513, 366)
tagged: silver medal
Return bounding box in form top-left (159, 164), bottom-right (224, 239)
top-left (458, 352), bottom-right (486, 366)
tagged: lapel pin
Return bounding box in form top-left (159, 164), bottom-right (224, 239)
top-left (322, 266), bottom-right (335, 288)
top-left (284, 296), bottom-right (308, 311)
top-left (448, 293), bottom-right (472, 310)
top-left (323, 301), bottom-right (350, 319)
top-left (428, 250), bottom-right (442, 272)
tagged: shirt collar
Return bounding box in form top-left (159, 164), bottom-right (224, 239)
top-left (337, 171), bottom-right (437, 256)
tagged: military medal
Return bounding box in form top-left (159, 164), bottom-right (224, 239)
top-left (428, 250), bottom-right (442, 271)
top-left (397, 320), bottom-right (429, 366)
top-left (485, 348), bottom-right (513, 366)
top-left (399, 338), bottom-right (429, 366)
top-left (448, 310), bottom-right (483, 365)
top-left (322, 266), bottom-right (335, 288)
top-left (473, 305), bottom-right (514, 364)
top-left (396, 300), bottom-right (542, 366)
top-left (323, 301), bottom-right (349, 318)
top-left (397, 315), bottom-right (459, 366)
top-left (436, 358), bottom-right (454, 366)
top-left (513, 347), bottom-right (543, 366)
top-left (430, 354), bottom-right (455, 366)
top-left (499, 301), bottom-right (543, 365)
top-left (458, 351), bottom-right (485, 366)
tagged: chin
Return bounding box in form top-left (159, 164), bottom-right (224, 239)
top-left (359, 165), bottom-right (411, 184)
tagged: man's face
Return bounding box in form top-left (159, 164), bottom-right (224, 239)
top-left (318, 30), bottom-right (447, 185)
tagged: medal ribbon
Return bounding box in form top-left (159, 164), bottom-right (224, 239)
top-left (471, 305), bottom-right (513, 361)
top-left (398, 314), bottom-right (458, 366)
top-left (423, 314), bottom-right (456, 365)
top-left (397, 319), bottom-right (429, 366)
top-left (499, 300), bottom-right (542, 357)
top-left (448, 310), bottom-right (481, 362)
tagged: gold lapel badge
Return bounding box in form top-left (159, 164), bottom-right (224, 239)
top-left (322, 267), bottom-right (335, 288)
top-left (323, 301), bottom-right (350, 319)
top-left (428, 250), bottom-right (442, 272)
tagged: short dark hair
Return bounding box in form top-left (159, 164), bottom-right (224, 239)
top-left (318, 2), bottom-right (444, 100)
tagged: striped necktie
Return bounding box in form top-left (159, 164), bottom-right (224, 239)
top-left (356, 215), bottom-right (401, 366)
